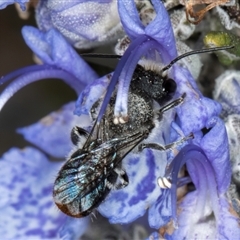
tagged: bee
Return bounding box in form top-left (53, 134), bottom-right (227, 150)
top-left (53, 45), bottom-right (233, 218)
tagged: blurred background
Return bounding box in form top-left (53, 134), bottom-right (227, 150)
top-left (0, 5), bottom-right (77, 156)
top-left (0, 5), bottom-right (118, 156)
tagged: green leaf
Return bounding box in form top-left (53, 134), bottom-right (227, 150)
top-left (203, 31), bottom-right (240, 66)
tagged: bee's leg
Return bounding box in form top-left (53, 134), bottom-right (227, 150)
top-left (106, 167), bottom-right (129, 190)
top-left (158, 93), bottom-right (186, 117)
top-left (114, 167), bottom-right (129, 189)
top-left (106, 181), bottom-right (115, 190)
top-left (71, 126), bottom-right (89, 145)
top-left (138, 133), bottom-right (194, 152)
top-left (106, 179), bottom-right (128, 190)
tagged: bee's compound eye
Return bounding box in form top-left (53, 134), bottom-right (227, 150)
top-left (163, 78), bottom-right (176, 94)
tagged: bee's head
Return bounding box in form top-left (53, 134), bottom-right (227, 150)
top-left (131, 64), bottom-right (177, 104)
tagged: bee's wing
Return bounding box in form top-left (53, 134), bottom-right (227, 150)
top-left (102, 131), bottom-right (146, 167)
top-left (53, 158), bottom-right (86, 205)
top-left (82, 112), bottom-right (110, 148)
top-left (54, 131), bottom-right (144, 203)
top-left (53, 153), bottom-right (110, 217)
top-left (53, 155), bottom-right (103, 202)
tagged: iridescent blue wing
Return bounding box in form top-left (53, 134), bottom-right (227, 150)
top-left (53, 130), bottom-right (145, 217)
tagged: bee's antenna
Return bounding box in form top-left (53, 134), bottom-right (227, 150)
top-left (80, 53), bottom-right (122, 59)
top-left (161, 45), bottom-right (234, 73)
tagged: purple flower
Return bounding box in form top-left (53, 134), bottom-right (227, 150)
top-left (149, 118), bottom-right (240, 239)
top-left (21, 26), bottom-right (98, 85)
top-left (0, 0), bottom-right (28, 10)
top-left (0, 27), bottom-right (96, 238)
top-left (0, 26), bottom-right (97, 111)
top-left (78, 0), bottom-right (177, 124)
top-left (0, 0), bottom-right (239, 238)
top-left (36, 0), bottom-right (123, 49)
top-left (73, 0), bottom-right (179, 223)
top-left (75, 0), bottom-right (239, 236)
top-left (0, 146), bottom-right (89, 239)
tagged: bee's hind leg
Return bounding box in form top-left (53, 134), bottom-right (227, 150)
top-left (114, 167), bottom-right (129, 189)
top-left (106, 167), bottom-right (129, 190)
top-left (138, 133), bottom-right (194, 152)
